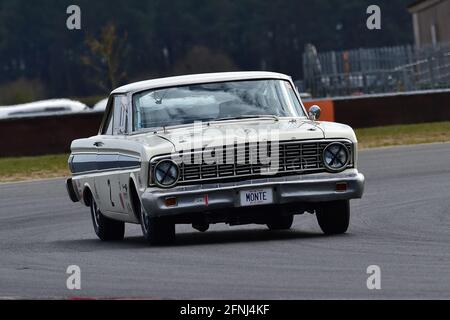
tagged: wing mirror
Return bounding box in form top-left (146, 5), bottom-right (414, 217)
top-left (308, 105), bottom-right (321, 121)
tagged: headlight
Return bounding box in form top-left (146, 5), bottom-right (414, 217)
top-left (153, 159), bottom-right (180, 188)
top-left (323, 142), bottom-right (350, 172)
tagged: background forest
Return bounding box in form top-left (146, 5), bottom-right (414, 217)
top-left (0, 0), bottom-right (413, 104)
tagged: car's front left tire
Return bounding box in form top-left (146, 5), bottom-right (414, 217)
top-left (133, 194), bottom-right (175, 245)
top-left (90, 198), bottom-right (125, 241)
top-left (316, 200), bottom-right (350, 235)
top-left (140, 208), bottom-right (176, 245)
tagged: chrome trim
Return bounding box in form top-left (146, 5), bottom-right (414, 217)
top-left (71, 165), bottom-right (142, 176)
top-left (149, 139), bottom-right (354, 186)
top-left (308, 105), bottom-right (321, 121)
top-left (69, 152), bottom-right (141, 175)
top-left (141, 169), bottom-right (365, 217)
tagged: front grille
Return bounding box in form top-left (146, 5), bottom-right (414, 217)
top-left (151, 140), bottom-right (353, 185)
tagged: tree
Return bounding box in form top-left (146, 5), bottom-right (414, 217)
top-left (81, 23), bottom-right (128, 91)
top-left (0, 0), bottom-right (414, 100)
top-left (172, 46), bottom-right (238, 75)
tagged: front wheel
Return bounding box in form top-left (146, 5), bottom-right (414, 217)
top-left (316, 200), bottom-right (350, 235)
top-left (139, 204), bottom-right (175, 245)
top-left (90, 198), bottom-right (125, 241)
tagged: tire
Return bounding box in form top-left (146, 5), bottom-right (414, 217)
top-left (138, 201), bottom-right (175, 245)
top-left (266, 215), bottom-right (294, 230)
top-left (90, 198), bottom-right (125, 241)
top-left (316, 200), bottom-right (350, 235)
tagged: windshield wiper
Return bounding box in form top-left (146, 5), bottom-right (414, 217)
top-left (135, 115), bottom-right (280, 134)
top-left (210, 115), bottom-right (280, 122)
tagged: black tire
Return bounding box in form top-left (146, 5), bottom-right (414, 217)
top-left (138, 200), bottom-right (175, 245)
top-left (266, 215), bottom-right (294, 230)
top-left (90, 198), bottom-right (125, 241)
top-left (316, 200), bottom-right (350, 235)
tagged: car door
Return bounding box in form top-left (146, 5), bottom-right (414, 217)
top-left (94, 95), bottom-right (128, 214)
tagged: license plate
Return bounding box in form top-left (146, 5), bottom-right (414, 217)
top-left (240, 188), bottom-right (273, 207)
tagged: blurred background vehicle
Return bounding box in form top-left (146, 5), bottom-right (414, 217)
top-left (81, 98), bottom-right (108, 112)
top-left (0, 99), bottom-right (87, 119)
top-left (89, 98), bottom-right (108, 112)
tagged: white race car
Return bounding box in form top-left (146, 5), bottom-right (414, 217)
top-left (0, 99), bottom-right (87, 119)
top-left (91, 98), bottom-right (108, 112)
top-left (66, 72), bottom-right (365, 244)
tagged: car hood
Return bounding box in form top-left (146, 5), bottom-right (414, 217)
top-left (130, 118), bottom-right (356, 158)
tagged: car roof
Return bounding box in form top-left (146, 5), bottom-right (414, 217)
top-left (111, 71), bottom-right (292, 95)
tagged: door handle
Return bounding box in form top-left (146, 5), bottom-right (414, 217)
top-left (93, 141), bottom-right (104, 147)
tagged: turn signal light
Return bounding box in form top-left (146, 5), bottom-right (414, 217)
top-left (164, 197), bottom-right (178, 207)
top-left (335, 183), bottom-right (347, 192)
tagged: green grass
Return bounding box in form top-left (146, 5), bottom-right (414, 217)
top-left (1, 121), bottom-right (450, 182)
top-left (356, 121), bottom-right (450, 149)
top-left (0, 154), bottom-right (69, 183)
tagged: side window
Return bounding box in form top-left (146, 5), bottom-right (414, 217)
top-left (113, 95), bottom-right (128, 135)
top-left (104, 113), bottom-right (113, 135)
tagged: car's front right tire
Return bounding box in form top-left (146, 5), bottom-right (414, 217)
top-left (90, 198), bottom-right (125, 241)
top-left (266, 215), bottom-right (294, 230)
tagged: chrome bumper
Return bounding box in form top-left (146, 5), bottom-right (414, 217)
top-left (141, 169), bottom-right (365, 218)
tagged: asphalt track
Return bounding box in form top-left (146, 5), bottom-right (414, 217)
top-left (0, 143), bottom-right (449, 299)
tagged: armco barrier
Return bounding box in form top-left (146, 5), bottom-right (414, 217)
top-left (332, 89), bottom-right (450, 128)
top-left (1, 89), bottom-right (450, 157)
top-left (304, 89), bottom-right (450, 128)
top-left (0, 112), bottom-right (103, 157)
top-left (303, 99), bottom-right (335, 122)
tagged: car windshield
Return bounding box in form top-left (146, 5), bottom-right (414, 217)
top-left (132, 79), bottom-right (306, 131)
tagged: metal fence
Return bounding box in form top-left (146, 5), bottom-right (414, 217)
top-left (302, 43), bottom-right (450, 98)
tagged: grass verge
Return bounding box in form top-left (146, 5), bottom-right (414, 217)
top-left (356, 121), bottom-right (450, 149)
top-left (1, 121), bottom-right (450, 183)
top-left (0, 154), bottom-right (69, 183)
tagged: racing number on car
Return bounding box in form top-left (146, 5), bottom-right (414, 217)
top-left (107, 179), bottom-right (115, 207)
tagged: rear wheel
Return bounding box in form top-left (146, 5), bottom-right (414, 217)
top-left (266, 215), bottom-right (294, 230)
top-left (316, 200), bottom-right (350, 235)
top-left (90, 198), bottom-right (125, 241)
